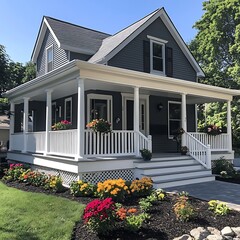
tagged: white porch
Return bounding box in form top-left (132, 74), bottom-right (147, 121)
top-left (5, 60), bottom-right (240, 178)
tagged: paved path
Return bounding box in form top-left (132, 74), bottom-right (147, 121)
top-left (166, 181), bottom-right (240, 211)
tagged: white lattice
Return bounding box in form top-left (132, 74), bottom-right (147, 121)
top-left (58, 170), bottom-right (78, 186)
top-left (80, 169), bottom-right (134, 184)
top-left (31, 165), bottom-right (77, 187)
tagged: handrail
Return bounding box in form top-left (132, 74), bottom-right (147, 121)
top-left (185, 132), bottom-right (211, 169)
top-left (137, 131), bottom-right (152, 152)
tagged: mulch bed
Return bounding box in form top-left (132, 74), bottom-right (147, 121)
top-left (2, 180), bottom-right (240, 240)
top-left (216, 176), bottom-right (240, 184)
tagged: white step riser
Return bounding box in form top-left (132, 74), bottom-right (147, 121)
top-left (153, 177), bottom-right (215, 189)
top-left (138, 165), bottom-right (204, 175)
top-left (147, 156), bottom-right (192, 161)
top-left (135, 159), bottom-right (196, 168)
top-left (150, 171), bottom-right (212, 182)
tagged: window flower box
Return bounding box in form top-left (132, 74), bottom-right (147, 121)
top-left (52, 120), bottom-right (72, 131)
top-left (86, 118), bottom-right (111, 134)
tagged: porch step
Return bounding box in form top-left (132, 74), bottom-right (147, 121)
top-left (134, 156), bottom-right (214, 189)
top-left (153, 175), bottom-right (215, 189)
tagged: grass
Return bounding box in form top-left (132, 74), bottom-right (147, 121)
top-left (0, 182), bottom-right (85, 240)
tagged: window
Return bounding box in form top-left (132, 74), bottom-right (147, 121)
top-left (87, 94), bottom-right (112, 124)
top-left (148, 36), bottom-right (168, 75)
top-left (168, 101), bottom-right (181, 138)
top-left (64, 98), bottom-right (72, 123)
top-left (46, 45), bottom-right (53, 72)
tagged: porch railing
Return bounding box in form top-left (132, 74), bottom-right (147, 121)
top-left (188, 132), bottom-right (229, 151)
top-left (11, 130), bottom-right (152, 158)
top-left (49, 129), bottom-right (77, 157)
top-left (84, 130), bottom-right (135, 156)
top-left (84, 130), bottom-right (152, 157)
top-left (11, 133), bottom-right (24, 151)
top-left (26, 132), bottom-right (45, 153)
top-left (185, 132), bottom-right (211, 169)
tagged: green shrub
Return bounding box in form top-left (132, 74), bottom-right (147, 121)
top-left (173, 196), bottom-right (195, 222)
top-left (139, 198), bottom-right (152, 212)
top-left (125, 213), bottom-right (150, 232)
top-left (212, 157), bottom-right (236, 176)
top-left (208, 200), bottom-right (230, 215)
top-left (70, 180), bottom-right (96, 197)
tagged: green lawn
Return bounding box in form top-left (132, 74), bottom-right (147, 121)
top-left (0, 182), bottom-right (84, 240)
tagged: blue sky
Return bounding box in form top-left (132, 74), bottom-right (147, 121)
top-left (1, 0), bottom-right (204, 63)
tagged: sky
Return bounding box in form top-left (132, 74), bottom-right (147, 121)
top-left (1, 0), bottom-right (204, 64)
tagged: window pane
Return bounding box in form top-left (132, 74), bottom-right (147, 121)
top-left (153, 43), bottom-right (162, 57)
top-left (153, 57), bottom-right (163, 71)
top-left (169, 103), bottom-right (181, 119)
top-left (47, 47), bottom-right (53, 72)
top-left (65, 100), bottom-right (71, 122)
top-left (90, 99), bottom-right (108, 120)
top-left (170, 121), bottom-right (181, 136)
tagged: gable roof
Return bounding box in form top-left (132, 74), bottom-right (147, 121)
top-left (88, 8), bottom-right (205, 77)
top-left (31, 16), bottom-right (110, 63)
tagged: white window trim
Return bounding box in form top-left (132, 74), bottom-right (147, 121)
top-left (168, 101), bottom-right (181, 139)
top-left (64, 97), bottom-right (72, 123)
top-left (46, 44), bottom-right (54, 73)
top-left (121, 93), bottom-right (149, 136)
top-left (87, 94), bottom-right (113, 128)
top-left (52, 102), bottom-right (57, 124)
top-left (149, 36), bottom-right (167, 76)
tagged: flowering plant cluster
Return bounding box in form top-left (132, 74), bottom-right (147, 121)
top-left (3, 163), bottom-right (25, 181)
top-left (130, 177), bottom-right (153, 197)
top-left (3, 164), bottom-right (65, 193)
top-left (70, 180), bottom-right (96, 197)
top-left (19, 170), bottom-right (47, 187)
top-left (97, 178), bottom-right (129, 202)
top-left (204, 124), bottom-right (222, 136)
top-left (44, 175), bottom-right (65, 192)
top-left (173, 195), bottom-right (195, 222)
top-left (86, 118), bottom-right (111, 133)
top-left (52, 120), bottom-right (72, 131)
top-left (83, 198), bottom-right (116, 234)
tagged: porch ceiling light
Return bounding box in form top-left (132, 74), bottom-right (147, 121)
top-left (157, 103), bottom-right (163, 111)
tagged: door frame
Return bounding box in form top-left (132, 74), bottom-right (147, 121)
top-left (121, 93), bottom-right (149, 135)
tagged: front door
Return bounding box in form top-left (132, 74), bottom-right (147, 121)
top-left (124, 98), bottom-right (148, 135)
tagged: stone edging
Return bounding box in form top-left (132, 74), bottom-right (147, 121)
top-left (174, 226), bottom-right (240, 240)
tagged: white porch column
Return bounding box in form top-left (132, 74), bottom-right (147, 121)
top-left (76, 78), bottom-right (85, 160)
top-left (227, 100), bottom-right (232, 152)
top-left (45, 90), bottom-right (52, 155)
top-left (22, 97), bottom-right (29, 153)
top-left (9, 102), bottom-right (15, 151)
top-left (181, 93), bottom-right (187, 146)
top-left (134, 87), bottom-right (140, 156)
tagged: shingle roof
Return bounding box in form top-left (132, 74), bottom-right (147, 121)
top-left (45, 17), bottom-right (110, 54)
top-left (88, 9), bottom-right (159, 63)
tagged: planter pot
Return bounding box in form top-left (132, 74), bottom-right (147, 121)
top-left (143, 158), bottom-right (151, 161)
top-left (181, 152), bottom-right (187, 155)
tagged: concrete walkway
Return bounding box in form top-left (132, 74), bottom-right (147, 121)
top-left (166, 180), bottom-right (240, 211)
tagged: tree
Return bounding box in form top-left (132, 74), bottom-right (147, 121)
top-left (22, 61), bottom-right (36, 83)
top-left (0, 44), bottom-right (10, 95)
top-left (189, 0), bottom-right (240, 146)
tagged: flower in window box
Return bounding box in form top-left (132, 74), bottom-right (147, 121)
top-left (86, 118), bottom-right (111, 133)
top-left (204, 124), bottom-right (222, 136)
top-left (52, 120), bottom-right (72, 131)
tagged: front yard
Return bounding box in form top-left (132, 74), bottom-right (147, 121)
top-left (0, 182), bottom-right (84, 240)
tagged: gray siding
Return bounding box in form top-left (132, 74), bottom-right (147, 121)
top-left (149, 95), bottom-right (196, 153)
top-left (36, 29), bottom-right (69, 77)
top-left (108, 18), bottom-right (196, 82)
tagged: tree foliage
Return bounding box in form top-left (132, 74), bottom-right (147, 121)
top-left (190, 0), bottom-right (240, 146)
top-left (0, 44), bottom-right (36, 114)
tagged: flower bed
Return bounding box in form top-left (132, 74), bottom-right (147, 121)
top-left (1, 164), bottom-right (240, 240)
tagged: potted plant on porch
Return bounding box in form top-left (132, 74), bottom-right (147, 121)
top-left (180, 146), bottom-right (188, 155)
top-left (140, 149), bottom-right (152, 161)
top-left (86, 118), bottom-right (111, 134)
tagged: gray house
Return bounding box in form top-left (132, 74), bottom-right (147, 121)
top-left (4, 8), bottom-right (240, 188)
